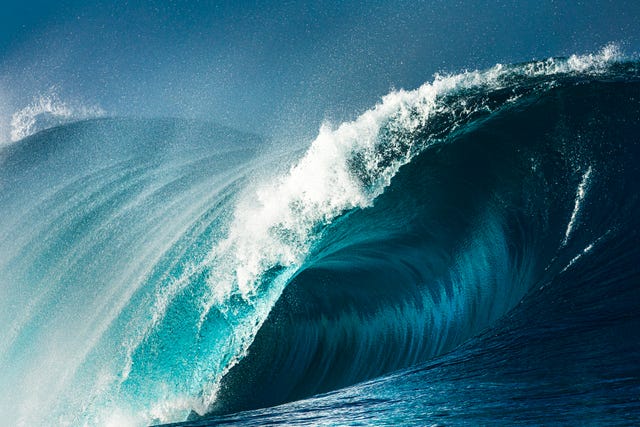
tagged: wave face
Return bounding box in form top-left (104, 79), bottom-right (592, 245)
top-left (1, 48), bottom-right (640, 426)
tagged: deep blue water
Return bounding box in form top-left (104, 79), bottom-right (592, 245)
top-left (1, 48), bottom-right (639, 426)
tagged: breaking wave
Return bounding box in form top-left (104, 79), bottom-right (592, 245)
top-left (1, 46), bottom-right (639, 426)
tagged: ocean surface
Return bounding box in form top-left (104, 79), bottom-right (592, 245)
top-left (1, 47), bottom-right (640, 426)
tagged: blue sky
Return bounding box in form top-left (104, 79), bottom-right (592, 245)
top-left (1, 1), bottom-right (639, 140)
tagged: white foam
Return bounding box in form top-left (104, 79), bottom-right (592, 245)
top-left (203, 46), bottom-right (621, 307)
top-left (519, 43), bottom-right (622, 77)
top-left (205, 83), bottom-right (439, 304)
top-left (9, 90), bottom-right (105, 142)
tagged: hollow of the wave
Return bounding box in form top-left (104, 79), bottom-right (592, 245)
top-left (204, 80), bottom-right (640, 417)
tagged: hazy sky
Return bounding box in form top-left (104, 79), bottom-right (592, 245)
top-left (1, 0), bottom-right (639, 140)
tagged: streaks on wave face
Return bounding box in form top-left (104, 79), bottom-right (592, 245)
top-left (0, 119), bottom-right (265, 425)
top-left (1, 46), bottom-right (639, 426)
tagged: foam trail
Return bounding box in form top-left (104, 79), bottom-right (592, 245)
top-left (563, 166), bottom-right (592, 246)
top-left (561, 230), bottom-right (611, 274)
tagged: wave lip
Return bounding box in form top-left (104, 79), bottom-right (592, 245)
top-left (7, 89), bottom-right (105, 143)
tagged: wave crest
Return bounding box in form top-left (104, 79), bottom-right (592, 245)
top-left (202, 46), bottom-right (625, 307)
top-left (9, 89), bottom-right (105, 142)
